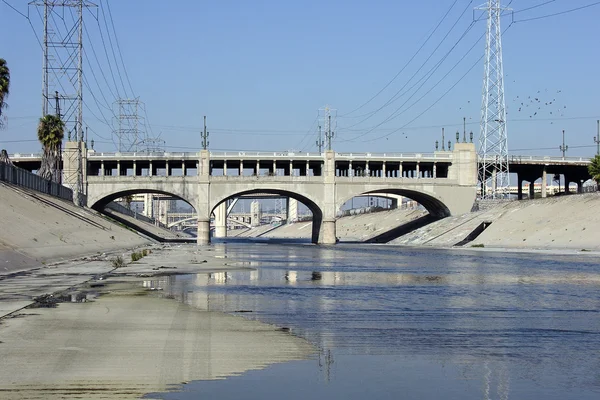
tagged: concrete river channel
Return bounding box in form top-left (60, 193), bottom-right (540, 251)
top-left (145, 240), bottom-right (600, 399)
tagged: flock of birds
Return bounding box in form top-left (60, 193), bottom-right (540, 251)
top-left (510, 88), bottom-right (567, 123)
top-left (457, 87), bottom-right (568, 126)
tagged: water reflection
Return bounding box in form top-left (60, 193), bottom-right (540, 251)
top-left (155, 243), bottom-right (600, 400)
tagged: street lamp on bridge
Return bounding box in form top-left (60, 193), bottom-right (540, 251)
top-left (559, 130), bottom-right (569, 159)
top-left (594, 120), bottom-right (600, 156)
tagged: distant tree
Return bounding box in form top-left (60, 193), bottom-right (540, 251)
top-left (589, 155), bottom-right (600, 189)
top-left (37, 114), bottom-right (65, 182)
top-left (0, 58), bottom-right (10, 129)
top-left (553, 173), bottom-right (561, 193)
top-left (124, 194), bottom-right (133, 210)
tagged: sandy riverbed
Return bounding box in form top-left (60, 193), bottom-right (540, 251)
top-left (0, 246), bottom-right (315, 399)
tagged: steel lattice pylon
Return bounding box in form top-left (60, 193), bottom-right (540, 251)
top-left (477, 0), bottom-right (510, 199)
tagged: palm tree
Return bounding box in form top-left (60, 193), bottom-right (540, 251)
top-left (589, 155), bottom-right (600, 190)
top-left (0, 58), bottom-right (10, 128)
top-left (37, 114), bottom-right (65, 182)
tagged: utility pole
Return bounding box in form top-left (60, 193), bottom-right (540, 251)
top-left (54, 91), bottom-right (60, 118)
top-left (594, 120), bottom-right (600, 156)
top-left (326, 115), bottom-right (334, 151)
top-left (559, 129), bottom-right (568, 159)
top-left (201, 115), bottom-right (209, 150)
top-left (316, 125), bottom-right (324, 153)
top-left (441, 128), bottom-right (446, 150)
top-left (318, 105), bottom-right (337, 151)
top-left (476, 0), bottom-right (511, 199)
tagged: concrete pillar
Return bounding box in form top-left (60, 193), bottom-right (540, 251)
top-left (100, 160), bottom-right (105, 176)
top-left (197, 150), bottom-right (211, 245)
top-left (214, 203), bottom-right (227, 238)
top-left (399, 162), bottom-right (403, 177)
top-left (144, 194), bottom-right (153, 218)
top-left (433, 163), bottom-right (437, 179)
top-left (349, 161), bottom-right (353, 177)
top-left (306, 160), bottom-right (310, 176)
top-left (149, 160), bottom-right (153, 176)
top-left (541, 168), bottom-right (547, 198)
top-left (319, 220), bottom-right (337, 245)
top-left (565, 177), bottom-right (571, 194)
top-left (133, 160), bottom-right (136, 176)
top-left (287, 198), bottom-right (298, 223)
top-left (366, 161), bottom-right (370, 177)
top-left (223, 160), bottom-right (227, 176)
top-left (182, 161), bottom-right (186, 176)
top-left (382, 161), bottom-right (386, 177)
top-left (416, 162), bottom-right (420, 178)
top-left (251, 200), bottom-right (261, 227)
top-left (517, 174), bottom-right (523, 200)
top-left (319, 150), bottom-right (337, 244)
top-left (529, 181), bottom-right (535, 199)
top-left (197, 218), bottom-right (210, 245)
top-left (256, 160), bottom-right (260, 176)
top-left (239, 160), bottom-right (243, 176)
top-left (117, 160), bottom-right (121, 176)
top-left (62, 140), bottom-right (88, 204)
top-left (273, 160), bottom-right (276, 176)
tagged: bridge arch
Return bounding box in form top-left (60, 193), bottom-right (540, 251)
top-left (89, 188), bottom-right (196, 213)
top-left (337, 188), bottom-right (451, 218)
top-left (211, 189), bottom-right (323, 243)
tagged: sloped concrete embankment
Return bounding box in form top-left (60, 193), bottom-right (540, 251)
top-left (101, 208), bottom-right (194, 243)
top-left (254, 208), bottom-right (428, 242)
top-left (0, 183), bottom-right (150, 274)
top-left (392, 193), bottom-right (600, 250)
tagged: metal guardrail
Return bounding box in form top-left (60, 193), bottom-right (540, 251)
top-left (0, 162), bottom-right (73, 201)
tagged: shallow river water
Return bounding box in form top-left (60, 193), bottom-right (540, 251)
top-left (150, 241), bottom-right (600, 399)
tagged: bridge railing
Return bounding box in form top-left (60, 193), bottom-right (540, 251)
top-left (501, 155), bottom-right (591, 164)
top-left (334, 152), bottom-right (453, 160)
top-left (0, 162), bottom-right (73, 201)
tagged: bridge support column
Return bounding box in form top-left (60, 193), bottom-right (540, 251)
top-left (214, 203), bottom-right (227, 238)
top-left (287, 198), bottom-right (298, 223)
top-left (197, 218), bottom-right (210, 245)
top-left (541, 168), bottom-right (547, 198)
top-left (319, 219), bottom-right (337, 245)
top-left (529, 180), bottom-right (535, 199)
top-left (517, 175), bottom-right (523, 200)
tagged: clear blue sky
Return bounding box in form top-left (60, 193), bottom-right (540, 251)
top-left (1, 0), bottom-right (599, 157)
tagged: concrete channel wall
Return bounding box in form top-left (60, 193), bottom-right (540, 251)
top-left (0, 162), bottom-right (73, 201)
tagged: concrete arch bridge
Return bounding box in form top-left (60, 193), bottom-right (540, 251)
top-left (71, 143), bottom-right (478, 244)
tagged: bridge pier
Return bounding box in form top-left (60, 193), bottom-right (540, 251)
top-left (214, 203), bottom-right (227, 238)
top-left (197, 218), bottom-right (211, 245)
top-left (541, 167), bottom-right (547, 198)
top-left (319, 219), bottom-right (337, 245)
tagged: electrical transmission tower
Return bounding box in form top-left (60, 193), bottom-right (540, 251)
top-left (31, 0), bottom-right (97, 205)
top-left (30, 1), bottom-right (96, 134)
top-left (318, 105), bottom-right (337, 151)
top-left (477, 0), bottom-right (511, 199)
top-left (114, 98), bottom-right (144, 152)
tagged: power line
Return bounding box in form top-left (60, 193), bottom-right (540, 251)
top-left (342, 21), bottom-right (514, 144)
top-left (339, 1), bottom-right (477, 128)
top-left (340, 26), bottom-right (483, 141)
top-left (512, 0), bottom-right (557, 14)
top-left (98, 0), bottom-right (128, 99)
top-left (515, 1), bottom-right (600, 22)
top-left (104, 0), bottom-right (135, 97)
top-left (340, 0), bottom-right (460, 117)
